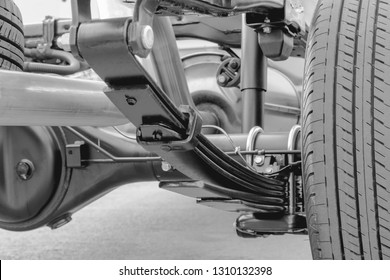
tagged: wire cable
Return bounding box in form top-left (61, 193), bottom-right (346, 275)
top-left (202, 125), bottom-right (256, 171)
top-left (113, 126), bottom-right (137, 141)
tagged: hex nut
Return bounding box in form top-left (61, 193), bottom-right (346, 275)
top-left (254, 155), bottom-right (265, 166)
top-left (161, 161), bottom-right (172, 172)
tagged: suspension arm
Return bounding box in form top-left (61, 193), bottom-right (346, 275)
top-left (73, 14), bottom-right (286, 212)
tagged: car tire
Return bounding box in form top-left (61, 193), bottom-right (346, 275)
top-left (302, 0), bottom-right (390, 259)
top-left (0, 0), bottom-right (24, 71)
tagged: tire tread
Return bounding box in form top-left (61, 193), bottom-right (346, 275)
top-left (0, 0), bottom-right (23, 71)
top-left (303, 0), bottom-right (390, 259)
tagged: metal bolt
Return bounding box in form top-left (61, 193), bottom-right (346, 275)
top-left (152, 130), bottom-right (163, 141)
top-left (263, 27), bottom-right (272, 34)
top-left (126, 96), bottom-right (137, 106)
top-left (263, 17), bottom-right (272, 34)
top-left (16, 159), bottom-right (35, 181)
top-left (161, 161), bottom-right (172, 172)
top-left (218, 74), bottom-right (228, 84)
top-left (56, 33), bottom-right (71, 52)
top-left (265, 167), bottom-right (274, 174)
top-left (141, 25), bottom-right (154, 50)
top-left (254, 155), bottom-right (265, 166)
top-left (229, 60), bottom-right (239, 70)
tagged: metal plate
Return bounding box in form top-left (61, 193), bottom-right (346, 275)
top-left (0, 127), bottom-right (63, 223)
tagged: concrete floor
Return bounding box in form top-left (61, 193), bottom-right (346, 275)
top-left (0, 182), bottom-right (312, 260)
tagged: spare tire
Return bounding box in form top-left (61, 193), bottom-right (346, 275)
top-left (303, 0), bottom-right (390, 259)
top-left (0, 0), bottom-right (24, 71)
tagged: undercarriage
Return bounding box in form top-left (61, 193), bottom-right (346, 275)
top-left (1, 0), bottom-right (389, 260)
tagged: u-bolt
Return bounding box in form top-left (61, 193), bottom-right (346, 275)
top-left (287, 125), bottom-right (301, 215)
top-left (245, 126), bottom-right (264, 166)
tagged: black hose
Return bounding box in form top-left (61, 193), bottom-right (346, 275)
top-left (24, 48), bottom-right (81, 75)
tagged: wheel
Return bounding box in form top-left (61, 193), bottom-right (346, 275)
top-left (0, 0), bottom-right (24, 71)
top-left (303, 0), bottom-right (390, 259)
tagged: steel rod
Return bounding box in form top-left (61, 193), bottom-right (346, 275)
top-left (65, 127), bottom-right (162, 162)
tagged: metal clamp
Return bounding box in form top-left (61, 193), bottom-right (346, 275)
top-left (287, 125), bottom-right (301, 215)
top-left (246, 126), bottom-right (264, 166)
top-left (66, 141), bottom-right (85, 168)
top-left (138, 105), bottom-right (203, 152)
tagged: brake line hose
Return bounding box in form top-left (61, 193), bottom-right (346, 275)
top-left (24, 48), bottom-right (81, 75)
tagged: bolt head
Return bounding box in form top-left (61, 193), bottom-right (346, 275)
top-left (161, 161), bottom-right (172, 172)
top-left (229, 60), bottom-right (239, 70)
top-left (141, 25), bottom-right (154, 50)
top-left (218, 74), bottom-right (227, 84)
top-left (16, 159), bottom-right (35, 181)
top-left (126, 96), bottom-right (137, 106)
top-left (254, 156), bottom-right (265, 166)
top-left (263, 27), bottom-right (272, 34)
top-left (152, 130), bottom-right (163, 141)
top-left (56, 33), bottom-right (71, 52)
top-left (265, 167), bottom-right (274, 174)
